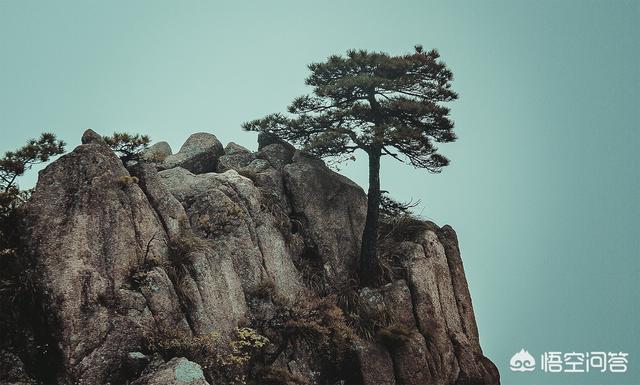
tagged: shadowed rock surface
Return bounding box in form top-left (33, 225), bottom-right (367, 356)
top-left (160, 133), bottom-right (224, 174)
top-left (2, 130), bottom-right (499, 385)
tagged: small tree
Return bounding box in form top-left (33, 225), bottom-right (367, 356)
top-left (0, 133), bottom-right (65, 360)
top-left (0, 133), bottom-right (66, 208)
top-left (243, 46), bottom-right (458, 285)
top-left (104, 132), bottom-right (150, 162)
top-left (0, 133), bottom-right (65, 255)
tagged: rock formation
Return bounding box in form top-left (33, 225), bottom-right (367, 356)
top-left (1, 131), bottom-right (499, 385)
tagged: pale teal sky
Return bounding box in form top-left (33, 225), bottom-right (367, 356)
top-left (1, 1), bottom-right (638, 384)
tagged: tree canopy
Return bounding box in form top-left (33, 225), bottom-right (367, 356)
top-left (244, 46), bottom-right (458, 285)
top-left (104, 132), bottom-right (150, 162)
top-left (0, 133), bottom-right (65, 258)
top-left (0, 133), bottom-right (65, 207)
top-left (243, 45), bottom-right (458, 170)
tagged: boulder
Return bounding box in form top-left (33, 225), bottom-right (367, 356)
top-left (353, 341), bottom-right (396, 385)
top-left (283, 151), bottom-right (367, 284)
top-left (24, 143), bottom-right (171, 384)
top-left (143, 141), bottom-right (173, 162)
top-left (132, 357), bottom-right (209, 385)
top-left (80, 128), bottom-right (107, 146)
top-left (389, 331), bottom-right (434, 385)
top-left (398, 230), bottom-right (499, 385)
top-left (15, 131), bottom-right (499, 385)
top-left (158, 168), bottom-right (303, 301)
top-left (216, 152), bottom-right (256, 173)
top-left (162, 133), bottom-right (224, 174)
top-left (257, 132), bottom-right (296, 152)
top-left (224, 142), bottom-right (251, 155)
top-left (380, 280), bottom-right (416, 327)
top-left (257, 143), bottom-right (294, 171)
top-left (129, 162), bottom-right (190, 238)
top-left (238, 158), bottom-right (292, 213)
top-left (438, 225), bottom-right (481, 351)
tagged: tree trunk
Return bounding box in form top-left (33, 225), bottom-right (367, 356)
top-left (360, 148), bottom-right (382, 286)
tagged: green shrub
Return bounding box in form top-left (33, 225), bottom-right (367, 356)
top-left (146, 327), bottom-right (269, 385)
top-left (259, 293), bottom-right (356, 370)
top-left (103, 132), bottom-right (150, 162)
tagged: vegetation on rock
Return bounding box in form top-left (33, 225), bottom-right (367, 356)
top-left (243, 46), bottom-right (459, 285)
top-left (0, 133), bottom-right (65, 383)
top-left (104, 132), bottom-right (151, 162)
top-left (1, 129), bottom-right (499, 385)
top-left (146, 327), bottom-right (269, 385)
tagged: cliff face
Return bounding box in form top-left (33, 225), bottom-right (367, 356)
top-left (7, 131), bottom-right (498, 385)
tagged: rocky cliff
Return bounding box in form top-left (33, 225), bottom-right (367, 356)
top-left (1, 131), bottom-right (499, 385)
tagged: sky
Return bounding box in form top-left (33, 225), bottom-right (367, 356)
top-left (1, 1), bottom-right (638, 384)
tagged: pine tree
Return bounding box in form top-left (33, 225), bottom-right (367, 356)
top-left (243, 46), bottom-right (458, 285)
top-left (103, 132), bottom-right (150, 162)
top-left (0, 133), bottom-right (65, 256)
